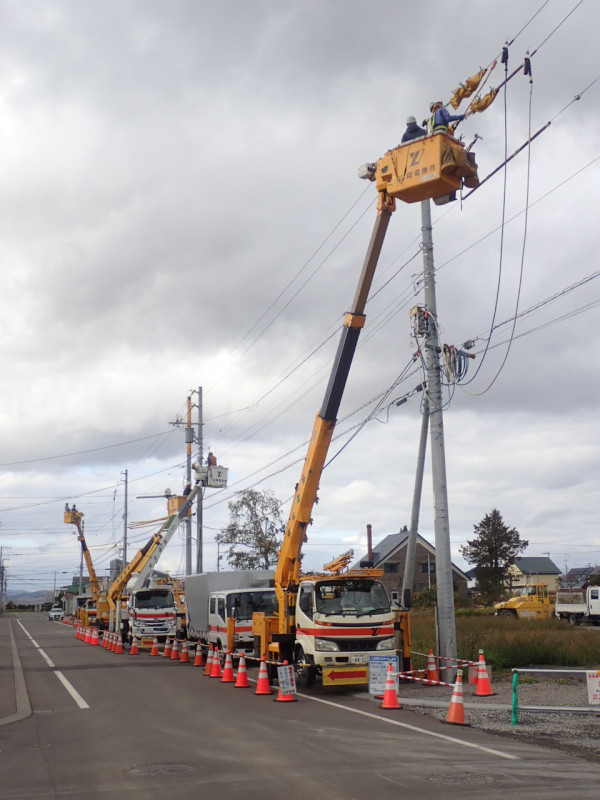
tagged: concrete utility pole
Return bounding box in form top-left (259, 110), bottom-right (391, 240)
top-left (401, 397), bottom-right (429, 606)
top-left (185, 396), bottom-right (193, 575)
top-left (194, 386), bottom-right (204, 574)
top-left (122, 469), bottom-right (128, 567)
top-left (420, 198), bottom-right (457, 676)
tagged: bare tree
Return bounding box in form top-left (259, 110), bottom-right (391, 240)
top-left (216, 489), bottom-right (283, 570)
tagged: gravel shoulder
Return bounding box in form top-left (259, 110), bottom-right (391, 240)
top-left (397, 670), bottom-right (600, 762)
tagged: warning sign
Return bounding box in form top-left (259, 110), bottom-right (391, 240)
top-left (277, 664), bottom-right (296, 695)
top-left (322, 666), bottom-right (369, 686)
top-left (586, 670), bottom-right (600, 705)
top-left (368, 655), bottom-right (399, 696)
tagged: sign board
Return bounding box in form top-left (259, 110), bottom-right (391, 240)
top-left (322, 665), bottom-right (369, 686)
top-left (368, 655), bottom-right (399, 696)
top-left (586, 670), bottom-right (600, 705)
top-left (277, 664), bottom-right (296, 695)
top-left (207, 466), bottom-right (228, 488)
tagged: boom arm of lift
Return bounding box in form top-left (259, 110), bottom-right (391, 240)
top-left (274, 202), bottom-right (394, 636)
top-left (64, 511), bottom-right (102, 601)
top-left (107, 481), bottom-right (202, 611)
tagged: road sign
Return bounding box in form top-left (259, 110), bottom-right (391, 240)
top-left (586, 670), bottom-right (600, 705)
top-left (368, 655), bottom-right (399, 695)
top-left (277, 664), bottom-right (296, 695)
top-left (322, 666), bottom-right (369, 686)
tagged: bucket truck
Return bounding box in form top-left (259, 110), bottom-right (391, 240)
top-left (252, 130), bottom-right (479, 687)
top-left (64, 508), bottom-right (109, 628)
top-left (107, 463), bottom-right (225, 645)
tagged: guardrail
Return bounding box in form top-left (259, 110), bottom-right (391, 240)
top-left (511, 668), bottom-right (600, 725)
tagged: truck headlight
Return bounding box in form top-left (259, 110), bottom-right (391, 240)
top-left (376, 637), bottom-right (395, 651)
top-left (315, 638), bottom-right (340, 652)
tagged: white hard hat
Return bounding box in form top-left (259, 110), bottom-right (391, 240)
top-left (406, 115), bottom-right (416, 124)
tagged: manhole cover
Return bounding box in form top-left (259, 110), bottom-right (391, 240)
top-left (128, 764), bottom-right (195, 777)
top-left (429, 773), bottom-right (494, 784)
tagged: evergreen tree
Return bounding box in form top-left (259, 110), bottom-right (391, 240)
top-left (216, 489), bottom-right (283, 570)
top-left (460, 509), bottom-right (528, 602)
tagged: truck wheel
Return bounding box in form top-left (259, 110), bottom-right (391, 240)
top-left (294, 647), bottom-right (316, 689)
top-left (568, 615), bottom-right (580, 626)
top-left (497, 610), bottom-right (516, 618)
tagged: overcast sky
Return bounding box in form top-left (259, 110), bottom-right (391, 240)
top-left (1, 0), bottom-right (599, 595)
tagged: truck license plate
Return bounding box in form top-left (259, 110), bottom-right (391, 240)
top-left (350, 654), bottom-right (368, 664)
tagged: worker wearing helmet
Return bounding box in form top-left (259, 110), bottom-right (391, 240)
top-left (401, 115), bottom-right (427, 143)
top-left (427, 101), bottom-right (465, 135)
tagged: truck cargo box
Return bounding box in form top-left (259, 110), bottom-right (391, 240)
top-left (185, 570), bottom-right (274, 639)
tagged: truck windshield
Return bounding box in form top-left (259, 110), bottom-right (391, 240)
top-left (134, 589), bottom-right (174, 610)
top-left (226, 591), bottom-right (278, 619)
top-left (314, 580), bottom-right (390, 616)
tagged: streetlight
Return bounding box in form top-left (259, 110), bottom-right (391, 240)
top-left (53, 571), bottom-right (68, 601)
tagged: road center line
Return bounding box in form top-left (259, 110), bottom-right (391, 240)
top-left (17, 620), bottom-right (90, 710)
top-left (295, 692), bottom-right (520, 761)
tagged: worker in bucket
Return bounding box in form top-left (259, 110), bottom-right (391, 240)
top-left (426, 100), bottom-right (465, 135)
top-left (401, 115), bottom-right (426, 142)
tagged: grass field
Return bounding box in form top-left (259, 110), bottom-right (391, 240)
top-left (410, 610), bottom-right (600, 670)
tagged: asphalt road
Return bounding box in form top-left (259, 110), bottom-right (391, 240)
top-left (1, 613), bottom-right (599, 799)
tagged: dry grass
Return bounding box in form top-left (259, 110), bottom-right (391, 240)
top-left (409, 610), bottom-right (600, 670)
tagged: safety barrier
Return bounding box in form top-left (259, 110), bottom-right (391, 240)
top-left (511, 668), bottom-right (600, 725)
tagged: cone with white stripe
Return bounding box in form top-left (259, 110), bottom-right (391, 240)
top-left (426, 648), bottom-right (440, 683)
top-left (221, 651), bottom-right (234, 683)
top-left (130, 635), bottom-right (139, 655)
top-left (445, 669), bottom-right (467, 725)
top-left (234, 653), bottom-right (250, 688)
top-left (380, 663), bottom-right (400, 709)
top-left (204, 644), bottom-right (214, 676)
top-left (193, 643), bottom-right (204, 667)
top-left (149, 635), bottom-right (159, 657)
top-left (254, 660), bottom-right (272, 695)
top-left (475, 649), bottom-right (495, 697)
top-left (210, 648), bottom-right (222, 678)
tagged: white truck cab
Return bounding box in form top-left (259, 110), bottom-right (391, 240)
top-left (293, 577), bottom-right (396, 687)
top-left (209, 588), bottom-right (278, 653)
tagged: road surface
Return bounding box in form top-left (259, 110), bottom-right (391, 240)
top-left (1, 613), bottom-right (599, 799)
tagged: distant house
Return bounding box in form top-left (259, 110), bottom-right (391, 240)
top-left (352, 528), bottom-right (469, 602)
top-left (506, 556), bottom-right (561, 592)
top-left (560, 566), bottom-right (600, 590)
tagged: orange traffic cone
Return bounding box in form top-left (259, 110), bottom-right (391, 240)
top-left (426, 648), bottom-right (440, 683)
top-left (193, 643), bottom-right (205, 667)
top-left (210, 648), bottom-right (222, 678)
top-left (380, 663), bottom-right (400, 709)
top-left (445, 669), bottom-right (468, 725)
top-left (91, 628), bottom-right (99, 646)
top-left (274, 661), bottom-right (297, 702)
top-left (204, 644), bottom-right (214, 676)
top-left (149, 636), bottom-right (159, 657)
top-left (130, 635), bottom-right (139, 655)
top-left (221, 651), bottom-right (235, 683)
top-left (114, 634), bottom-right (124, 655)
top-left (234, 654), bottom-right (250, 688)
top-left (162, 637), bottom-right (172, 658)
top-left (84, 627), bottom-right (91, 644)
top-left (475, 649), bottom-right (495, 697)
top-left (170, 638), bottom-right (180, 661)
top-left (109, 632), bottom-right (117, 652)
top-left (180, 640), bottom-right (190, 664)
top-left (255, 660), bottom-right (272, 695)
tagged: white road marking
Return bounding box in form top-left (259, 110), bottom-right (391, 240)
top-left (295, 691), bottom-right (520, 761)
top-left (54, 670), bottom-right (90, 709)
top-left (17, 620), bottom-right (90, 710)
